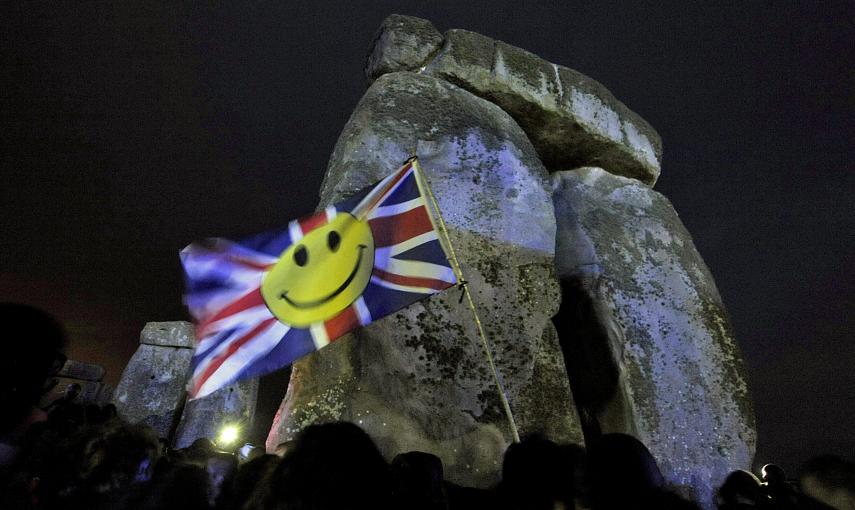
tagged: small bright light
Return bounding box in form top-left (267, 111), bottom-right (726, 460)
top-left (217, 425), bottom-right (240, 446)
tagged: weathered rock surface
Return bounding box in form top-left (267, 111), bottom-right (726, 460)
top-left (174, 379), bottom-right (259, 448)
top-left (551, 167), bottom-right (755, 506)
top-left (365, 15), bottom-right (661, 185)
top-left (114, 321), bottom-right (259, 445)
top-left (269, 71), bottom-right (583, 488)
top-left (57, 359), bottom-right (105, 381)
top-left (365, 14), bottom-right (443, 83)
top-left (424, 30), bottom-right (661, 185)
top-left (113, 342), bottom-right (193, 438)
top-left (141, 321), bottom-right (195, 348)
top-left (40, 359), bottom-right (113, 408)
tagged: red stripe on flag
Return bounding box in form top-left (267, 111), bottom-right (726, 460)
top-left (228, 254), bottom-right (274, 271)
top-left (324, 305), bottom-right (360, 342)
top-left (369, 205), bottom-right (433, 248)
top-left (193, 317), bottom-right (277, 396)
top-left (372, 267), bottom-right (451, 291)
top-left (298, 212), bottom-right (328, 235)
top-left (197, 289), bottom-right (266, 339)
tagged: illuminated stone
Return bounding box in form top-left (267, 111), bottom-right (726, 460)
top-left (551, 167), bottom-right (755, 506)
top-left (269, 71), bottom-right (584, 488)
top-left (365, 14), bottom-right (443, 83)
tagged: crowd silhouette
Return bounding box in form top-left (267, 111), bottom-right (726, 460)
top-left (2, 303), bottom-right (853, 510)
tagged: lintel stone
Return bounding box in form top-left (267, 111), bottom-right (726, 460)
top-left (140, 321), bottom-right (195, 348)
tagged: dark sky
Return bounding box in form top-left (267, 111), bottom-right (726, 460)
top-left (2, 2), bottom-right (853, 473)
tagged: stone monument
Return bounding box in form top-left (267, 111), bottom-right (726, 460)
top-left (267, 14), bottom-right (755, 506)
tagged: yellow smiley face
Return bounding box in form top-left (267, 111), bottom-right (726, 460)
top-left (261, 213), bottom-right (374, 327)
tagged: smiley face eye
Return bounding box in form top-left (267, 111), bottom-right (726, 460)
top-left (294, 245), bottom-right (308, 266)
top-left (327, 230), bottom-right (341, 252)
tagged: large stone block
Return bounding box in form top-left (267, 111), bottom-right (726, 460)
top-left (417, 29), bottom-right (661, 185)
top-left (551, 167), bottom-right (755, 506)
top-left (365, 14), bottom-right (444, 83)
top-left (174, 378), bottom-right (259, 449)
top-left (270, 72), bottom-right (583, 488)
top-left (113, 335), bottom-right (194, 439)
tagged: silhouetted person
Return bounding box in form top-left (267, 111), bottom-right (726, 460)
top-left (583, 433), bottom-right (665, 510)
top-left (215, 453), bottom-right (279, 510)
top-left (799, 456), bottom-right (855, 510)
top-left (391, 451), bottom-right (449, 510)
top-left (717, 470), bottom-right (770, 509)
top-left (131, 461), bottom-right (211, 510)
top-left (0, 304), bottom-right (66, 443)
top-left (499, 434), bottom-right (574, 509)
top-left (246, 421), bottom-right (394, 510)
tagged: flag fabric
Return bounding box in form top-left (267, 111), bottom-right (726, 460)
top-left (181, 160), bottom-right (457, 398)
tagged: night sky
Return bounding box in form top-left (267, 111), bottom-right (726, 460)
top-left (2, 2), bottom-right (853, 473)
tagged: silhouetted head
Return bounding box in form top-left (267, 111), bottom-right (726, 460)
top-left (391, 451), bottom-right (447, 510)
top-left (717, 469), bottom-right (766, 507)
top-left (135, 462), bottom-right (211, 510)
top-left (184, 437), bottom-right (217, 463)
top-left (761, 463), bottom-right (787, 486)
top-left (501, 434), bottom-right (573, 509)
top-left (218, 453), bottom-right (280, 510)
top-left (274, 439), bottom-right (296, 458)
top-left (259, 421), bottom-right (393, 510)
top-left (584, 433), bottom-right (664, 509)
top-left (0, 303), bottom-right (66, 435)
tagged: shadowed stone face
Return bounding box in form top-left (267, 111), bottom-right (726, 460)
top-left (268, 72), bottom-right (583, 488)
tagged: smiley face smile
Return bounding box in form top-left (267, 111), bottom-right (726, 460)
top-left (279, 244), bottom-right (368, 309)
top-left (260, 212), bottom-right (375, 327)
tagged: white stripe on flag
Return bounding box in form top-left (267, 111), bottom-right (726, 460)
top-left (187, 281), bottom-right (262, 323)
top-left (193, 327), bottom-right (245, 379)
top-left (353, 296), bottom-right (372, 325)
top-left (288, 220), bottom-right (303, 243)
top-left (195, 304), bottom-right (272, 349)
top-left (370, 275), bottom-right (440, 295)
top-left (383, 258), bottom-right (457, 284)
top-left (195, 321), bottom-right (290, 398)
top-left (325, 206), bottom-right (337, 222)
top-left (374, 166), bottom-right (414, 208)
top-left (367, 197), bottom-right (425, 220)
top-left (310, 323), bottom-right (329, 349)
top-left (374, 231), bottom-right (438, 264)
top-left (218, 239), bottom-right (280, 266)
top-left (353, 164), bottom-right (414, 217)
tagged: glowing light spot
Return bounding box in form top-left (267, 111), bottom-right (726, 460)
top-left (217, 425), bottom-right (240, 446)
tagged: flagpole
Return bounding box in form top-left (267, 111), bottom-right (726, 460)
top-left (409, 157), bottom-right (521, 444)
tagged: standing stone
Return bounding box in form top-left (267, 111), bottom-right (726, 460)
top-left (114, 321), bottom-right (259, 446)
top-left (551, 167), bottom-right (755, 506)
top-left (174, 378), bottom-right (259, 448)
top-left (268, 71), bottom-right (583, 488)
top-left (113, 322), bottom-right (195, 439)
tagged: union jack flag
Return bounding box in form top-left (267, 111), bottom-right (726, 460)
top-left (181, 160), bottom-right (457, 398)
